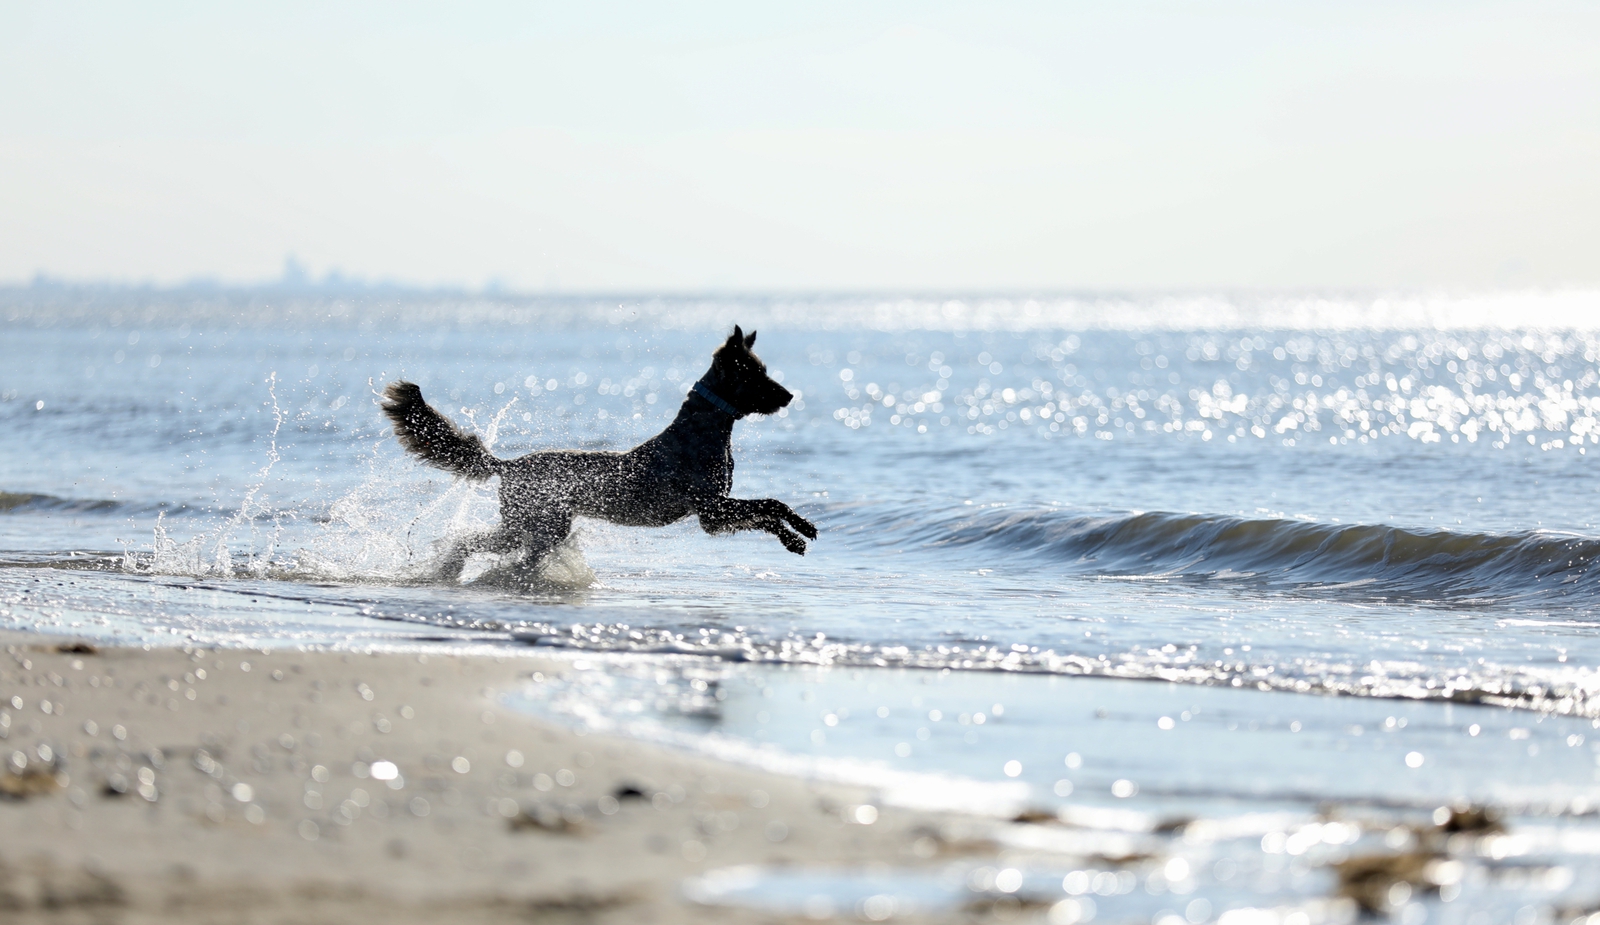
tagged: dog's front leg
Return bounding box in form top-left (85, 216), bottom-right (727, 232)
top-left (760, 498), bottom-right (818, 540)
top-left (697, 497), bottom-right (810, 555)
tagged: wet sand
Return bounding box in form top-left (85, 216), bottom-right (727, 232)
top-left (0, 631), bottom-right (966, 924)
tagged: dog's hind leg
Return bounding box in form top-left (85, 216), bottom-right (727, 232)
top-left (510, 507), bottom-right (576, 566)
top-left (433, 528), bottom-right (503, 582)
top-left (437, 512), bottom-right (574, 584)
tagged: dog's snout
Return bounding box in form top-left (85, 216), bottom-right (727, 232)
top-left (777, 386), bottom-right (793, 407)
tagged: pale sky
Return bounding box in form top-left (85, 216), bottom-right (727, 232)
top-left (2, 2), bottom-right (1597, 292)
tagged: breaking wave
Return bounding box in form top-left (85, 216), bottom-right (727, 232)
top-left (0, 490), bottom-right (153, 515)
top-left (831, 503), bottom-right (1600, 605)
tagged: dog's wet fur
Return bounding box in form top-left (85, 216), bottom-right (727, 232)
top-left (381, 326), bottom-right (818, 579)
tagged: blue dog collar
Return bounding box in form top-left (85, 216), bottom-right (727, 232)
top-left (692, 381), bottom-right (743, 418)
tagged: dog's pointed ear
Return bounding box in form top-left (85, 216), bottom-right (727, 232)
top-left (744, 329), bottom-right (757, 348)
top-left (727, 325), bottom-right (745, 349)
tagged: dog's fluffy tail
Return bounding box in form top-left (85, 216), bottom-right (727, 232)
top-left (381, 381), bottom-right (501, 480)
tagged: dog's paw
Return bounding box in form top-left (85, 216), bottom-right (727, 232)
top-left (793, 516), bottom-right (819, 540)
top-left (776, 528), bottom-right (807, 555)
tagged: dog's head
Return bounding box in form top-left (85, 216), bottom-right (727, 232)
top-left (710, 325), bottom-right (791, 416)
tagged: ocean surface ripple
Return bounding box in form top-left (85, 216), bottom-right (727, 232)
top-left (6, 297), bottom-right (1600, 722)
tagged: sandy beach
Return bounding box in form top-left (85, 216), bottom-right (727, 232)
top-left (0, 631), bottom-right (988, 924)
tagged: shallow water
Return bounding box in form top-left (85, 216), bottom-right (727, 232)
top-left (7, 289), bottom-right (1600, 918)
top-left (511, 659), bottom-right (1600, 921)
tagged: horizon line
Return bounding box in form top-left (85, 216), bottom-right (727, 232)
top-left (5, 274), bottom-right (1598, 302)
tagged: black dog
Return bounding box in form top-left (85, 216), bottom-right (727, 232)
top-left (381, 326), bottom-right (818, 578)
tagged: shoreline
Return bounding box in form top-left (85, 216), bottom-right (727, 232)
top-left (0, 629), bottom-right (972, 924)
top-left (4, 625), bottom-right (1595, 921)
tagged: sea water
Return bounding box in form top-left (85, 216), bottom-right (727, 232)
top-left (6, 290), bottom-right (1600, 920)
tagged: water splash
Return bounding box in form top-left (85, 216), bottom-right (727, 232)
top-left (133, 373), bottom-right (289, 578)
top-left (123, 387), bottom-right (594, 592)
